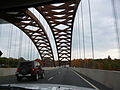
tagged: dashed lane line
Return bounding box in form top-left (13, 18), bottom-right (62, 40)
top-left (48, 77), bottom-right (54, 81)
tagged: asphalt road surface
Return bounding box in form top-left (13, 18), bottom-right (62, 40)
top-left (0, 67), bottom-right (110, 90)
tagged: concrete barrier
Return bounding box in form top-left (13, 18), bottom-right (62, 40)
top-left (72, 67), bottom-right (120, 90)
top-left (0, 67), bottom-right (59, 76)
top-left (0, 68), bottom-right (16, 76)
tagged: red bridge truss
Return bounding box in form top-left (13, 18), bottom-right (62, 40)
top-left (36, 0), bottom-right (80, 65)
top-left (0, 0), bottom-right (80, 66)
top-left (0, 9), bottom-right (55, 66)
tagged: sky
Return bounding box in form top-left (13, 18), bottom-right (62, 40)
top-left (0, 0), bottom-right (120, 60)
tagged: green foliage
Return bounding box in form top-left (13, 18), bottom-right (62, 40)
top-left (0, 57), bottom-right (26, 68)
top-left (72, 58), bottom-right (120, 71)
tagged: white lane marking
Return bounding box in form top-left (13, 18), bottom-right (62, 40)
top-left (48, 77), bottom-right (54, 81)
top-left (71, 69), bottom-right (100, 90)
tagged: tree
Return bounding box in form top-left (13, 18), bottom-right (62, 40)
top-left (108, 55), bottom-right (111, 60)
top-left (18, 57), bottom-right (26, 61)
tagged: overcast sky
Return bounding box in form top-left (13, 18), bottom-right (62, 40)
top-left (0, 0), bottom-right (120, 60)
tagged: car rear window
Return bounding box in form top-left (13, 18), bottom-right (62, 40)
top-left (18, 62), bottom-right (33, 68)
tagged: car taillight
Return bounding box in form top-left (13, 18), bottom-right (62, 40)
top-left (32, 68), bottom-right (35, 71)
top-left (16, 69), bottom-right (20, 72)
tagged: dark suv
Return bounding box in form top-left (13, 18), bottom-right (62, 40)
top-left (16, 61), bottom-right (45, 81)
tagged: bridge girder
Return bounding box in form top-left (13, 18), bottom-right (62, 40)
top-left (36, 0), bottom-right (80, 66)
top-left (0, 9), bottom-right (55, 66)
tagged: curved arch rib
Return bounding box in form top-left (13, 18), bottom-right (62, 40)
top-left (36, 0), bottom-right (80, 66)
top-left (0, 9), bottom-right (55, 66)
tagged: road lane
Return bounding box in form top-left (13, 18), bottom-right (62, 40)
top-left (47, 68), bottom-right (93, 88)
top-left (0, 67), bottom-right (95, 89)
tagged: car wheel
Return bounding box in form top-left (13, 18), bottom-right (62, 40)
top-left (41, 73), bottom-right (45, 79)
top-left (17, 76), bottom-right (22, 81)
top-left (34, 73), bottom-right (39, 81)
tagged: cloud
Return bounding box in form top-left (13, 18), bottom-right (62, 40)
top-left (72, 0), bottom-right (120, 59)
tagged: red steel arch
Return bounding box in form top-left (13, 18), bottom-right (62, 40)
top-left (0, 9), bottom-right (55, 66)
top-left (36, 0), bottom-right (80, 66)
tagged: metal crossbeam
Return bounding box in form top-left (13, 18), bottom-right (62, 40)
top-left (0, 0), bottom-right (74, 11)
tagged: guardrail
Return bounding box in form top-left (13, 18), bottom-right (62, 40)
top-left (72, 67), bottom-right (120, 90)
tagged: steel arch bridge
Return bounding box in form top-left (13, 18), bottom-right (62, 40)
top-left (0, 0), bottom-right (80, 66)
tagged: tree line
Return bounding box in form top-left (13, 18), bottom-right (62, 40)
top-left (71, 57), bottom-right (120, 71)
top-left (0, 57), bottom-right (26, 68)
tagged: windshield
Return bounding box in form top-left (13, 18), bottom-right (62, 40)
top-left (0, 0), bottom-right (120, 90)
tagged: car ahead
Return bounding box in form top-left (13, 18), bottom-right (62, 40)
top-left (15, 61), bottom-right (45, 81)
